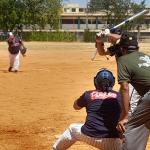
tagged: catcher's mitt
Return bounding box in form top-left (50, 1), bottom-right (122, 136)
top-left (20, 47), bottom-right (27, 55)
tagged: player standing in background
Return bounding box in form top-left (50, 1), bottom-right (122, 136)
top-left (7, 32), bottom-right (26, 72)
top-left (52, 68), bottom-right (122, 150)
top-left (96, 31), bottom-right (150, 150)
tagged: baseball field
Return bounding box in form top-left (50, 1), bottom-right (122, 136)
top-left (0, 41), bottom-right (149, 150)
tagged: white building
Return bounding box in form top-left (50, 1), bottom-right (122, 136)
top-left (60, 3), bottom-right (150, 32)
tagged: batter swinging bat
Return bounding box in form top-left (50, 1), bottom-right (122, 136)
top-left (91, 9), bottom-right (149, 61)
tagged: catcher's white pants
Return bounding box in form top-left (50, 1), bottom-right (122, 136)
top-left (52, 123), bottom-right (122, 150)
top-left (9, 52), bottom-right (20, 71)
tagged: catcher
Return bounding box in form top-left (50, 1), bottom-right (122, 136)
top-left (7, 32), bottom-right (27, 72)
top-left (52, 68), bottom-right (122, 150)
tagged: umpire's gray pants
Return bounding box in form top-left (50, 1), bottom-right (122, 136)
top-left (123, 90), bottom-right (150, 150)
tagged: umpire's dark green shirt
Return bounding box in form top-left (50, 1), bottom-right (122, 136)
top-left (117, 51), bottom-right (150, 96)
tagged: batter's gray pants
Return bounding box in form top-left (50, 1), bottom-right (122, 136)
top-left (128, 84), bottom-right (141, 115)
top-left (123, 90), bottom-right (150, 150)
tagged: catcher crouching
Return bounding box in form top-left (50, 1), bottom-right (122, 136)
top-left (52, 68), bottom-right (122, 150)
top-left (7, 32), bottom-right (27, 72)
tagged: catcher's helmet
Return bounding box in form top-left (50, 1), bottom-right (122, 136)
top-left (94, 68), bottom-right (115, 92)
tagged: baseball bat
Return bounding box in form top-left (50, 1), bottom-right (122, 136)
top-left (91, 9), bottom-right (149, 61)
top-left (110, 9), bottom-right (149, 31)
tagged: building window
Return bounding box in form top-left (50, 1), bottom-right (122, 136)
top-left (64, 8), bottom-right (70, 13)
top-left (79, 8), bottom-right (84, 12)
top-left (72, 8), bottom-right (76, 12)
top-left (64, 8), bottom-right (67, 12)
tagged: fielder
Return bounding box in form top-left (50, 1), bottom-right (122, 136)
top-left (7, 32), bottom-right (26, 72)
top-left (52, 68), bottom-right (122, 150)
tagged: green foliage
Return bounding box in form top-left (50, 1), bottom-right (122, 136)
top-left (0, 0), bottom-right (25, 31)
top-left (88, 0), bottom-right (146, 29)
top-left (83, 29), bottom-right (95, 42)
top-left (46, 0), bottom-right (62, 30)
top-left (88, 0), bottom-right (130, 25)
top-left (21, 31), bottom-right (76, 41)
top-left (128, 0), bottom-right (146, 30)
top-left (0, 0), bottom-right (62, 31)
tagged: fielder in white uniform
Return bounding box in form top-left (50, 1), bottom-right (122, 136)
top-left (52, 68), bottom-right (122, 150)
top-left (7, 32), bottom-right (25, 72)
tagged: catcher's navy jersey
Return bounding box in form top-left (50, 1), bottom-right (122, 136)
top-left (77, 90), bottom-right (121, 138)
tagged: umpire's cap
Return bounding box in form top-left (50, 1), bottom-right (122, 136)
top-left (119, 32), bottom-right (139, 51)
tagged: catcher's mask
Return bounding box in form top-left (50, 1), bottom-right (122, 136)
top-left (94, 68), bottom-right (115, 92)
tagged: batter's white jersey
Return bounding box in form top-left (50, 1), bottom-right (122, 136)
top-left (52, 123), bottom-right (122, 150)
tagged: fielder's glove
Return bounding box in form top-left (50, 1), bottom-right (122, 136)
top-left (20, 47), bottom-right (27, 56)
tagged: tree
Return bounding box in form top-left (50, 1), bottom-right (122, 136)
top-left (0, 0), bottom-right (25, 31)
top-left (46, 0), bottom-right (62, 30)
top-left (88, 0), bottom-right (146, 30)
top-left (130, 0), bottom-right (146, 27)
top-left (129, 0), bottom-right (146, 39)
top-left (0, 0), bottom-right (62, 31)
top-left (21, 0), bottom-right (62, 30)
top-left (88, 0), bottom-right (114, 25)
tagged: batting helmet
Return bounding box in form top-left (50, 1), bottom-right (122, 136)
top-left (94, 68), bottom-right (115, 92)
top-left (119, 32), bottom-right (139, 51)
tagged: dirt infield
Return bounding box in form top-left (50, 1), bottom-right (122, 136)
top-left (0, 41), bottom-right (149, 150)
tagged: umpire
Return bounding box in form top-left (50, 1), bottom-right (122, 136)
top-left (97, 31), bottom-right (150, 150)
